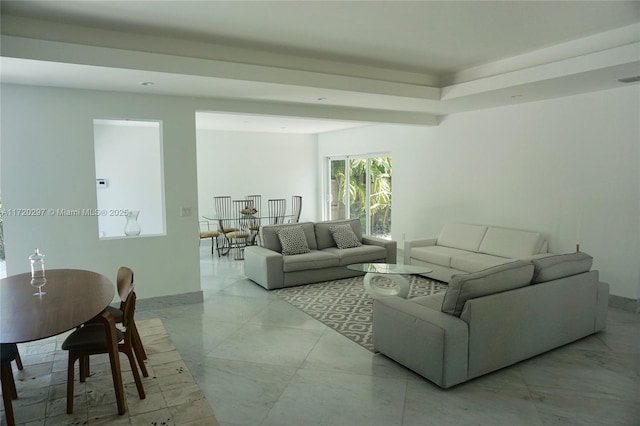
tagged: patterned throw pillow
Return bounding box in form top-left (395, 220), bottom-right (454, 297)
top-left (329, 224), bottom-right (362, 249)
top-left (277, 226), bottom-right (311, 255)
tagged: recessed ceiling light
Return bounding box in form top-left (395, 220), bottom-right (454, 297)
top-left (317, 97), bottom-right (327, 101)
top-left (140, 81), bottom-right (154, 86)
top-left (618, 76), bottom-right (640, 83)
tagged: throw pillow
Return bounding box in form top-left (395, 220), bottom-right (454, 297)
top-left (277, 226), bottom-right (311, 256)
top-left (329, 224), bottom-right (362, 249)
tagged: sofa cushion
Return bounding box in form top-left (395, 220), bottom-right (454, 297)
top-left (450, 252), bottom-right (513, 273)
top-left (282, 250), bottom-right (340, 272)
top-left (329, 224), bottom-right (363, 249)
top-left (437, 223), bottom-right (488, 251)
top-left (411, 292), bottom-right (445, 311)
top-left (531, 252), bottom-right (593, 284)
top-left (323, 245), bottom-right (387, 265)
top-left (441, 260), bottom-right (534, 317)
top-left (478, 227), bottom-right (545, 259)
top-left (260, 222), bottom-right (317, 252)
top-left (277, 226), bottom-right (311, 255)
top-left (410, 245), bottom-right (471, 267)
top-left (315, 219), bottom-right (363, 250)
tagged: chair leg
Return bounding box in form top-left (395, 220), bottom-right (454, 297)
top-left (123, 347), bottom-right (145, 400)
top-left (79, 355), bottom-right (89, 382)
top-left (131, 324), bottom-right (149, 373)
top-left (1, 362), bottom-right (16, 426)
top-left (14, 351), bottom-right (23, 371)
top-left (98, 313), bottom-right (126, 415)
top-left (66, 354), bottom-right (76, 414)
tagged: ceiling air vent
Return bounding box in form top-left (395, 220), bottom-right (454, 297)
top-left (617, 76), bottom-right (640, 83)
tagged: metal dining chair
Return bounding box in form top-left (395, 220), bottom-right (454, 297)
top-left (214, 196), bottom-right (236, 256)
top-left (223, 200), bottom-right (252, 259)
top-left (290, 195), bottom-right (302, 223)
top-left (246, 195), bottom-right (262, 244)
top-left (268, 199), bottom-right (287, 224)
top-left (199, 220), bottom-right (220, 255)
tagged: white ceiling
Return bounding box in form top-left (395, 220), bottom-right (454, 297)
top-left (1, 1), bottom-right (639, 133)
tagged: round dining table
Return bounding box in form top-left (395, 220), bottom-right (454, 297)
top-left (0, 269), bottom-right (115, 344)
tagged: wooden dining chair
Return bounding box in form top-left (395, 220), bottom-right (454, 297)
top-left (290, 195), bottom-right (302, 223)
top-left (62, 281), bottom-right (146, 414)
top-left (103, 266), bottom-right (149, 367)
top-left (268, 198), bottom-right (287, 224)
top-left (1, 343), bottom-right (19, 426)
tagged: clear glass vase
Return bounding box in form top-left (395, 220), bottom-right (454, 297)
top-left (124, 210), bottom-right (141, 236)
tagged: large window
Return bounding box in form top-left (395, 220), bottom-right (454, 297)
top-left (327, 155), bottom-right (392, 238)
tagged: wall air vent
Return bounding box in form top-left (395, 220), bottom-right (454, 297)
top-left (617, 76), bottom-right (640, 83)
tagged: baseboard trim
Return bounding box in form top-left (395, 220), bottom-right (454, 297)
top-left (608, 294), bottom-right (640, 313)
top-left (135, 291), bottom-right (204, 312)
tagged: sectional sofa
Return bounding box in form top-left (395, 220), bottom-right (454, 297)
top-left (404, 223), bottom-right (551, 282)
top-left (373, 252), bottom-right (608, 388)
top-left (244, 218), bottom-right (397, 289)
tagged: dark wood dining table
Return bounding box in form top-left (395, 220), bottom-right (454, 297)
top-left (0, 269), bottom-right (115, 344)
top-left (0, 269), bottom-right (128, 417)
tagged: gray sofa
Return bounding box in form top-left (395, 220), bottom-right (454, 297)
top-left (244, 218), bottom-right (397, 290)
top-left (404, 223), bottom-right (550, 282)
top-left (372, 252), bottom-right (609, 388)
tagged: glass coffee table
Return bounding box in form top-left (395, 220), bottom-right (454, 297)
top-left (347, 263), bottom-right (433, 299)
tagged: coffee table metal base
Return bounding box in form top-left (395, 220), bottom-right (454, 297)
top-left (363, 273), bottom-right (410, 299)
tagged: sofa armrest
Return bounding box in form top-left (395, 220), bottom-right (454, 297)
top-left (403, 238), bottom-right (437, 264)
top-left (362, 236), bottom-right (397, 263)
top-left (244, 246), bottom-right (284, 290)
top-left (372, 297), bottom-right (468, 388)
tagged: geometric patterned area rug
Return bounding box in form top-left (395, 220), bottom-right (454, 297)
top-left (4, 318), bottom-right (219, 425)
top-left (272, 275), bottom-right (447, 352)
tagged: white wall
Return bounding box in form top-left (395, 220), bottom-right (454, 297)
top-left (196, 129), bottom-right (319, 221)
top-left (0, 85), bottom-right (201, 301)
top-left (319, 86), bottom-right (640, 301)
top-left (94, 120), bottom-right (165, 237)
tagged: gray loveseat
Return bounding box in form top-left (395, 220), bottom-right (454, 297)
top-left (405, 223), bottom-right (550, 282)
top-left (244, 218), bottom-right (397, 290)
top-left (373, 252), bottom-right (608, 388)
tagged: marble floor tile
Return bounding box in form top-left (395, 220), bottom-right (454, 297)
top-left (403, 378), bottom-right (543, 426)
top-left (262, 368), bottom-right (407, 426)
top-left (193, 357), bottom-right (297, 426)
top-left (206, 323), bottom-right (324, 367)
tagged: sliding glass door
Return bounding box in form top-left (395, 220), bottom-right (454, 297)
top-left (327, 155), bottom-right (392, 238)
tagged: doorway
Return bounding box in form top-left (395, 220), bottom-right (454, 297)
top-left (327, 155), bottom-right (392, 238)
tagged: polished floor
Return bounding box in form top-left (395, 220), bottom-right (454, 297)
top-left (3, 248), bottom-right (639, 425)
top-left (131, 245), bottom-right (640, 426)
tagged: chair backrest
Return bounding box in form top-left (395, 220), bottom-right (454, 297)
top-left (234, 199), bottom-right (253, 231)
top-left (116, 266), bottom-right (134, 303)
top-left (214, 196), bottom-right (234, 232)
top-left (245, 195), bottom-right (262, 229)
top-left (246, 195), bottom-right (261, 214)
top-left (121, 289), bottom-right (137, 330)
top-left (291, 195), bottom-right (302, 223)
top-left (268, 199), bottom-right (287, 224)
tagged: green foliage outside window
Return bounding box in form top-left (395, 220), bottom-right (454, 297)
top-left (332, 156), bottom-right (392, 237)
